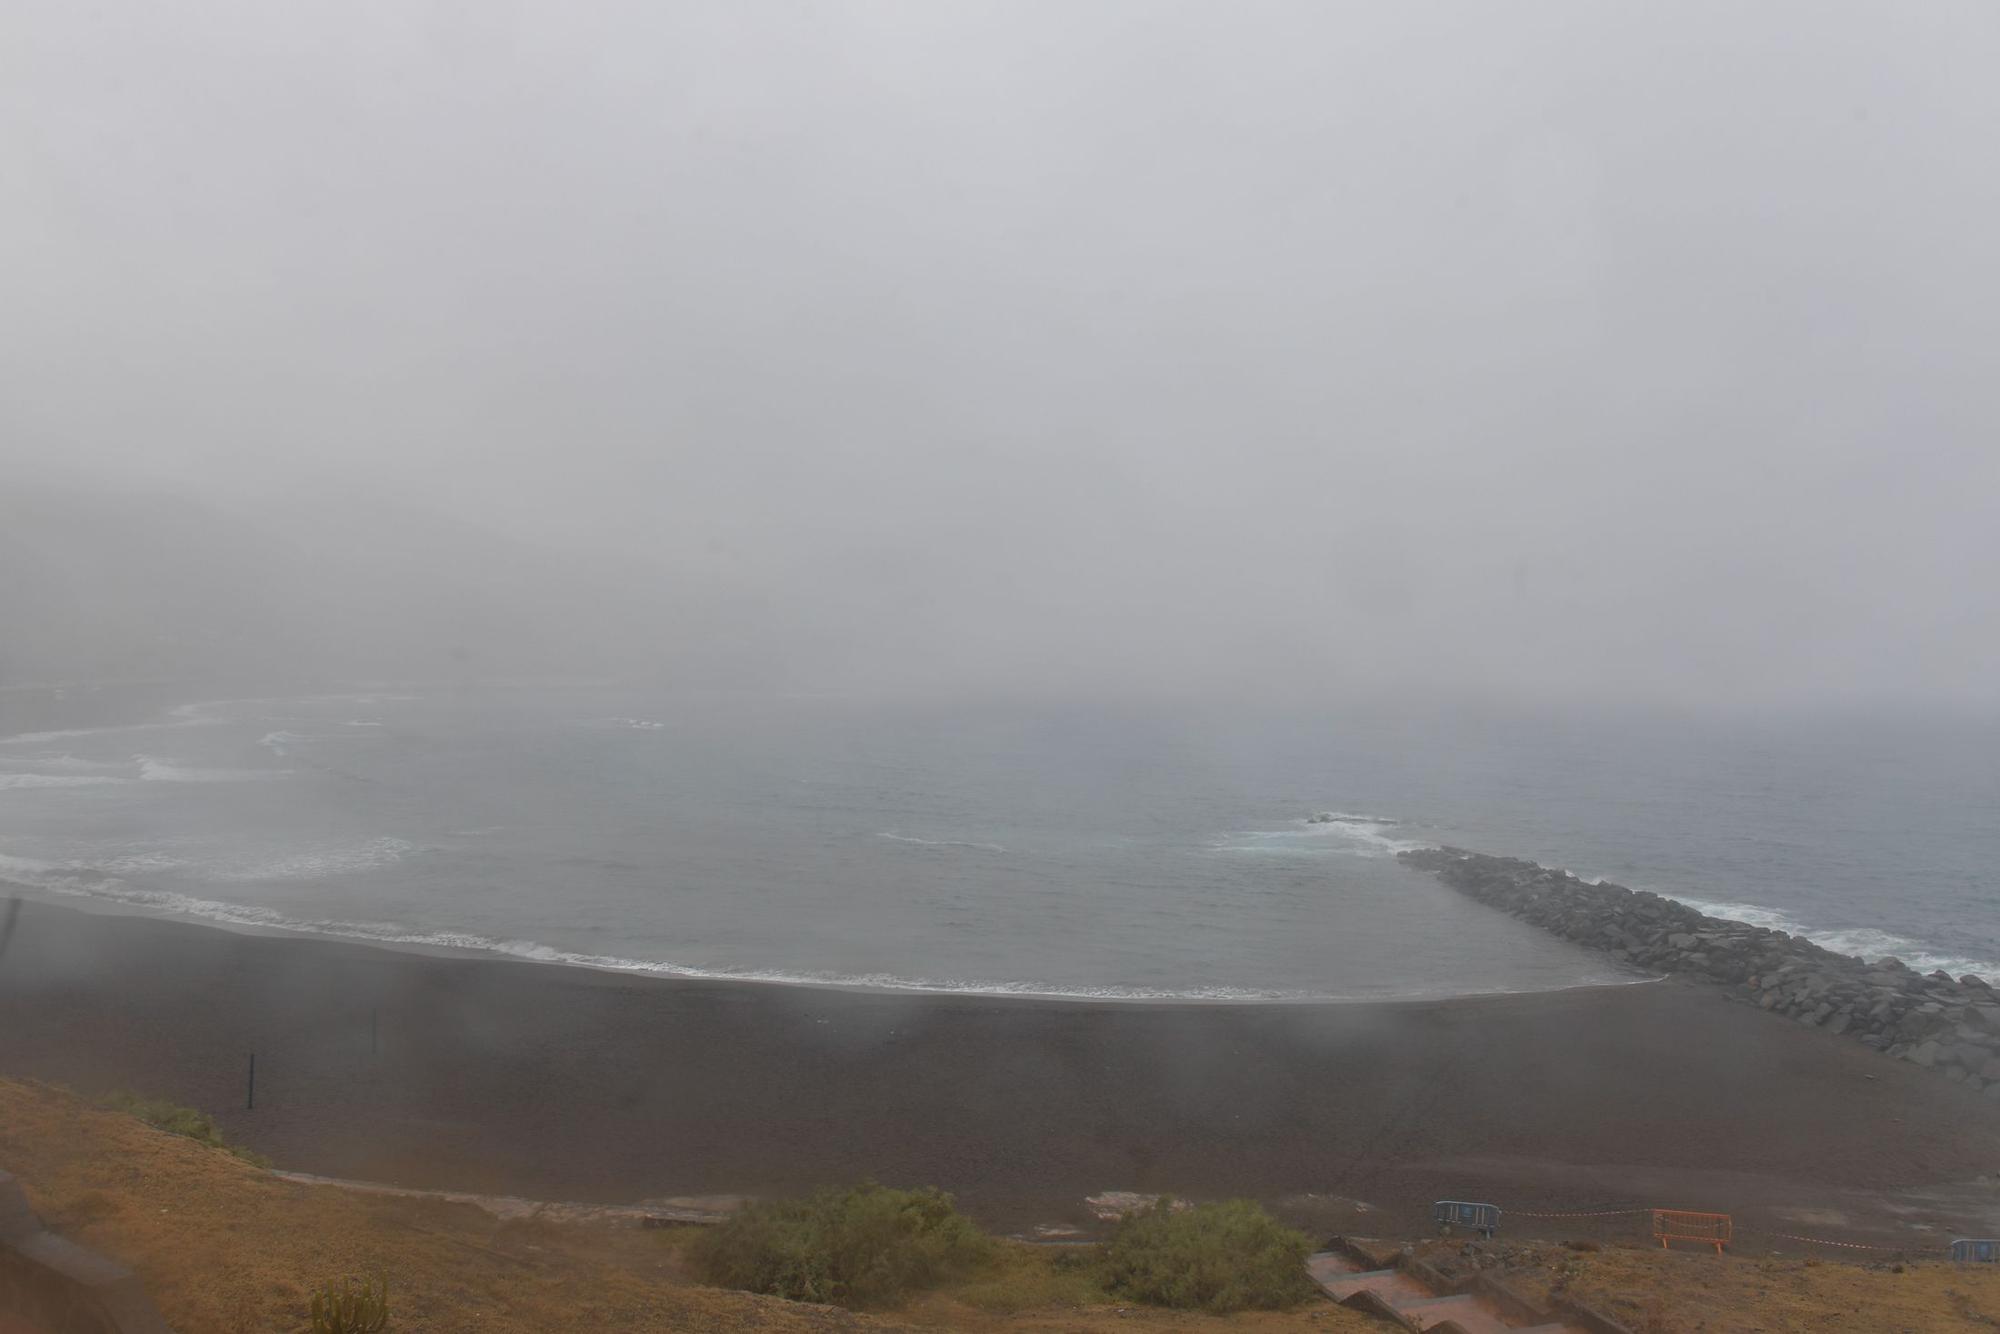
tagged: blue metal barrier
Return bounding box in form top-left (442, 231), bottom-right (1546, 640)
top-left (1951, 1238), bottom-right (1999, 1264)
top-left (1433, 1200), bottom-right (1500, 1239)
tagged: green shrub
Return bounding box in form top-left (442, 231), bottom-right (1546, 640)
top-left (1100, 1197), bottom-right (1315, 1312)
top-left (309, 1275), bottom-right (388, 1333)
top-left (689, 1182), bottom-right (993, 1308)
top-left (99, 1092), bottom-right (271, 1167)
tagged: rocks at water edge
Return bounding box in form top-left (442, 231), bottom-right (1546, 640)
top-left (1398, 847), bottom-right (2000, 1102)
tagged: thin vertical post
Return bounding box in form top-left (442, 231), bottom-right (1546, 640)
top-left (371, 1008), bottom-right (378, 1055)
top-left (0, 896), bottom-right (21, 965)
top-left (246, 1053), bottom-right (256, 1110)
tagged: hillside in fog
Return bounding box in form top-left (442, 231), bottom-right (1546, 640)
top-left (0, 475), bottom-right (762, 688)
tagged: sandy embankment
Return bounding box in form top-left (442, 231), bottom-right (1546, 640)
top-left (2, 897), bottom-right (1997, 1242)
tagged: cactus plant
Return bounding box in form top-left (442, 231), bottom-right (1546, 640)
top-left (309, 1275), bottom-right (388, 1333)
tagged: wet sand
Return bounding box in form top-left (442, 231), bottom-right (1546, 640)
top-left (2, 897), bottom-right (1997, 1239)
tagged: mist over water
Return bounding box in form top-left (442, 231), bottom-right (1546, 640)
top-left (2, 690), bottom-right (1992, 999)
top-left (2, 1), bottom-right (1997, 1021)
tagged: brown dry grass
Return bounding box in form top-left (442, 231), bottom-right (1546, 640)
top-left (1473, 1240), bottom-right (2000, 1333)
top-left (16, 1072), bottom-right (1990, 1333)
top-left (0, 1077), bottom-right (1371, 1332)
top-left (0, 1077), bottom-right (904, 1332)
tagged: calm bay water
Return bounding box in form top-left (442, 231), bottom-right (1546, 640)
top-left (1, 688), bottom-right (1994, 999)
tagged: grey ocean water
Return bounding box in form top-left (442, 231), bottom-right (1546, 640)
top-left (1, 689), bottom-right (1994, 999)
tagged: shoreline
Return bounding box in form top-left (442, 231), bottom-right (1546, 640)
top-left (8, 684), bottom-right (1987, 999)
top-left (6, 895), bottom-right (1999, 1241)
top-left (0, 874), bottom-right (1663, 1009)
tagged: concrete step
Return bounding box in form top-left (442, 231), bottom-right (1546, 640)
top-left (1315, 1265), bottom-right (1432, 1303)
top-left (1305, 1250), bottom-right (1364, 1285)
top-left (1305, 1248), bottom-right (1593, 1334)
top-left (1392, 1292), bottom-right (1511, 1333)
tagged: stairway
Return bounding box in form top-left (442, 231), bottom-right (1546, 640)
top-left (1306, 1246), bottom-right (1587, 1334)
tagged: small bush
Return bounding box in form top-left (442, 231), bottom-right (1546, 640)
top-left (99, 1092), bottom-right (271, 1167)
top-left (309, 1275), bottom-right (388, 1333)
top-left (1100, 1197), bottom-right (1315, 1312)
top-left (689, 1182), bottom-right (992, 1308)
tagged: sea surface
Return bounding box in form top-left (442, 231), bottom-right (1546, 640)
top-left (1, 688), bottom-right (1994, 1000)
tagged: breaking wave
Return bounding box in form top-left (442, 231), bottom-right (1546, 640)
top-left (877, 832), bottom-right (1007, 853)
top-left (208, 837), bottom-right (415, 882)
top-left (1, 705), bottom-right (225, 748)
top-left (259, 730), bottom-right (305, 756)
top-left (1209, 813), bottom-right (1425, 859)
top-left (38, 754), bottom-right (133, 773)
top-left (1674, 894), bottom-right (1998, 983)
top-left (135, 756), bottom-right (285, 783)
top-left (0, 852), bottom-right (60, 883)
top-left (0, 772), bottom-right (128, 790)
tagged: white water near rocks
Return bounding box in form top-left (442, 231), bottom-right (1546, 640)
top-left (0, 690), bottom-right (1993, 997)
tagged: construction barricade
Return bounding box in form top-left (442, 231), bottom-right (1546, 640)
top-left (1652, 1209), bottom-right (1731, 1254)
top-left (1952, 1239), bottom-right (1999, 1264)
top-left (1432, 1200), bottom-right (1501, 1239)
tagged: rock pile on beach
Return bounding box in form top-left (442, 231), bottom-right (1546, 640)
top-left (1399, 846), bottom-right (2000, 1101)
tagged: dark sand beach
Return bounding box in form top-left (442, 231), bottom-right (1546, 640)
top-left (3, 897), bottom-right (1997, 1242)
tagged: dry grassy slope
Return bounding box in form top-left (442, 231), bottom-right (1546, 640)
top-left (0, 1078), bottom-right (1372, 1332)
top-left (1413, 1238), bottom-right (2000, 1334)
top-left (12, 1074), bottom-right (1994, 1333)
top-left (0, 1078), bottom-right (901, 1332)
top-left (1562, 1246), bottom-right (2000, 1334)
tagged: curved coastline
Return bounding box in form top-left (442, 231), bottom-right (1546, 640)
top-left (0, 869), bottom-right (1659, 1008)
top-left (3, 894), bottom-right (1997, 1242)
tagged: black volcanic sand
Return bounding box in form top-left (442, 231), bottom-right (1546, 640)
top-left (3, 898), bottom-right (1997, 1243)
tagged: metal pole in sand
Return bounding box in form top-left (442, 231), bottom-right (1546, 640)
top-left (246, 1053), bottom-right (256, 1111)
top-left (0, 897), bottom-right (20, 965)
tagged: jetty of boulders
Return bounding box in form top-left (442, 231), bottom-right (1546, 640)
top-left (1399, 846), bottom-right (2000, 1099)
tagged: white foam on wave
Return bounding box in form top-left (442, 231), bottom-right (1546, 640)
top-left (0, 772), bottom-right (129, 791)
top-left (209, 837), bottom-right (414, 882)
top-left (0, 851), bottom-right (59, 884)
top-left (1210, 814), bottom-right (1424, 859)
top-left (1664, 894), bottom-right (1998, 984)
top-left (877, 832), bottom-right (1007, 854)
top-left (2, 719), bottom-right (206, 747)
top-left (37, 754), bottom-right (133, 773)
top-left (1, 835), bottom-right (410, 890)
top-left (96, 853), bottom-right (193, 876)
top-left (2, 697), bottom-right (238, 748)
top-left (135, 756), bottom-right (286, 783)
top-left (605, 717), bottom-right (666, 730)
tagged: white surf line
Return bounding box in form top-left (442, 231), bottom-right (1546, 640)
top-left (268, 1171), bottom-right (732, 1225)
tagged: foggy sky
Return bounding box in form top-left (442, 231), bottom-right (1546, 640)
top-left (4, 1), bottom-right (1997, 706)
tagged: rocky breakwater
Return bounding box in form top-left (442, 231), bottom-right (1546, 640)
top-left (1399, 847), bottom-right (2000, 1101)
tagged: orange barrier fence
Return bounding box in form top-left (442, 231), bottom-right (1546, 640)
top-left (1652, 1209), bottom-right (1732, 1254)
